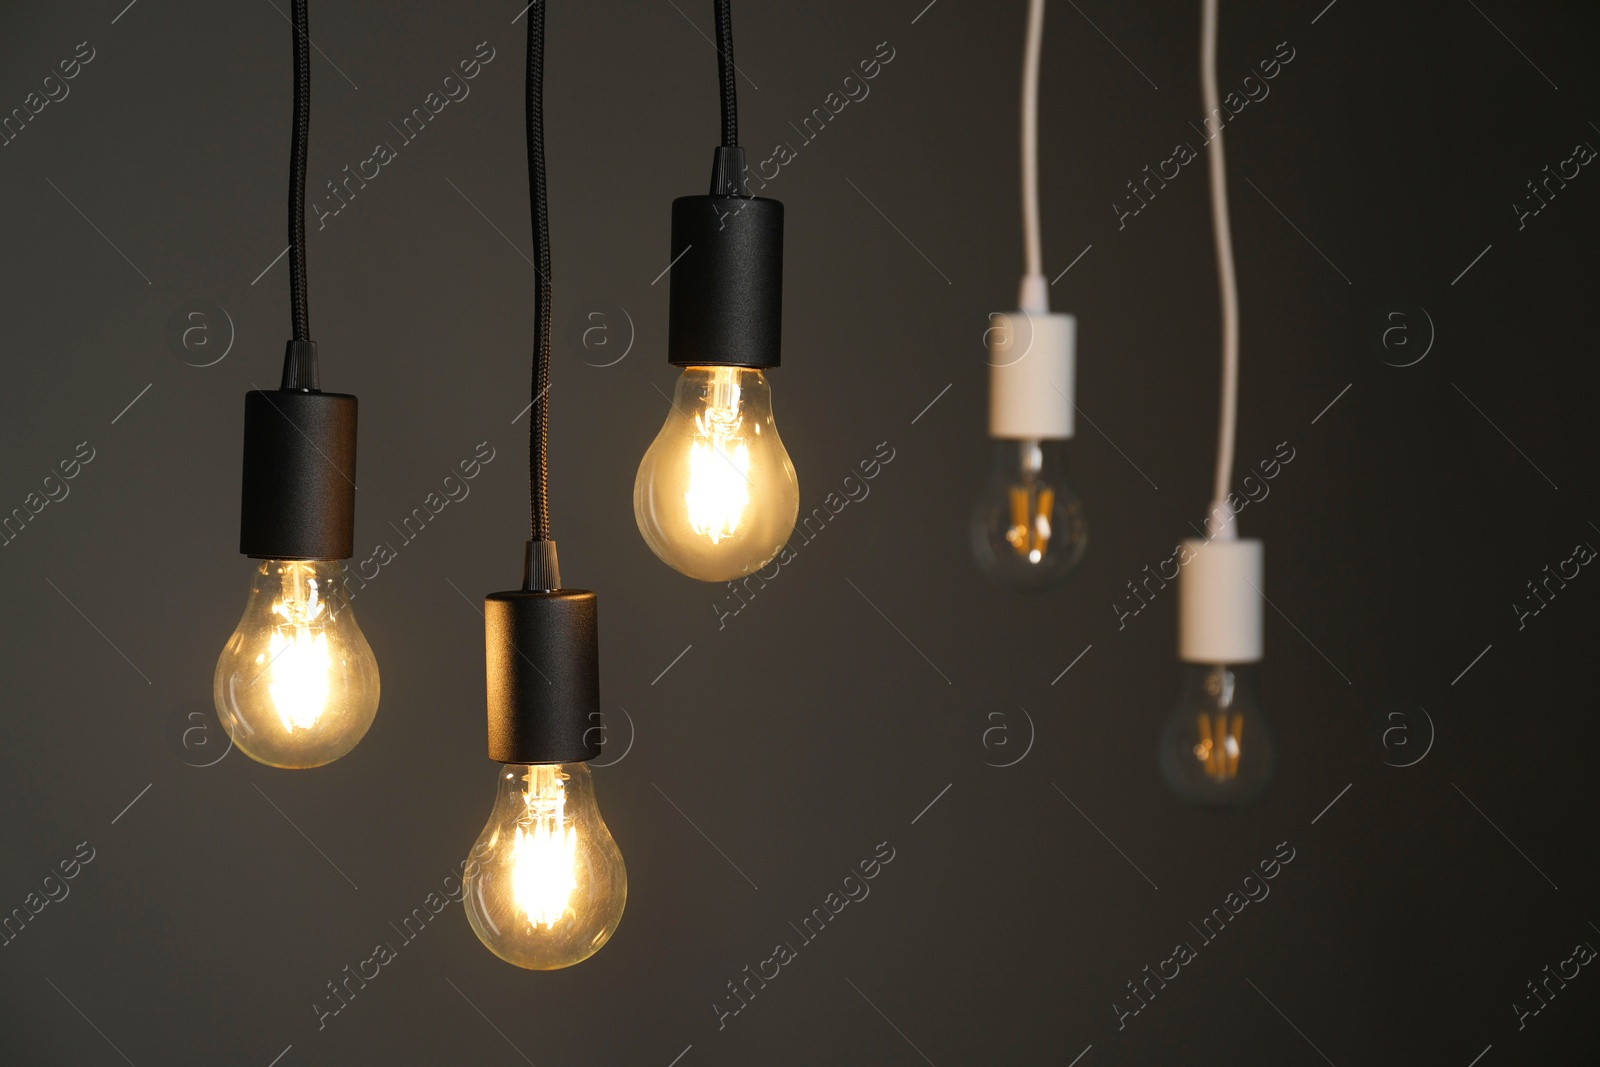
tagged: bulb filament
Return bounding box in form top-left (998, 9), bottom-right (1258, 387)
top-left (1007, 485), bottom-right (1055, 562)
top-left (1006, 439), bottom-right (1054, 563)
top-left (685, 368), bottom-right (751, 544)
top-left (511, 765), bottom-right (579, 929)
top-left (1192, 712), bottom-right (1244, 780)
top-left (260, 562), bottom-right (332, 732)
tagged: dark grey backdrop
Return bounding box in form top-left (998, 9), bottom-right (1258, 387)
top-left (1, 0), bottom-right (1596, 1063)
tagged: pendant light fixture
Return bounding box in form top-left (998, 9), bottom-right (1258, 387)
top-left (971, 0), bottom-right (1088, 590)
top-left (462, 0), bottom-right (627, 971)
top-left (1157, 0), bottom-right (1274, 807)
top-left (214, 0), bottom-right (379, 770)
top-left (633, 0), bottom-right (799, 583)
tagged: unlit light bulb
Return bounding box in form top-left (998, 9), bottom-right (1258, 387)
top-left (1159, 663), bottom-right (1274, 807)
top-left (635, 366), bottom-right (798, 582)
top-left (970, 438), bottom-right (1087, 589)
top-left (464, 762), bottom-right (626, 970)
top-left (214, 559), bottom-right (379, 769)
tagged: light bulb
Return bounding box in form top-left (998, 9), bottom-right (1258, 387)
top-left (970, 438), bottom-right (1087, 589)
top-left (464, 762), bottom-right (626, 970)
top-left (634, 365), bottom-right (798, 582)
top-left (214, 559), bottom-right (379, 769)
top-left (1159, 663), bottom-right (1274, 807)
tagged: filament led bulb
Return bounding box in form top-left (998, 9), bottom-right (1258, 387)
top-left (971, 438), bottom-right (1087, 588)
top-left (634, 366), bottom-right (798, 582)
top-left (1160, 662), bottom-right (1273, 806)
top-left (214, 559), bottom-right (379, 769)
top-left (464, 762), bottom-right (626, 970)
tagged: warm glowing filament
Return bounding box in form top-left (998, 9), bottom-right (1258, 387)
top-left (511, 767), bottom-right (579, 928)
top-left (265, 628), bottom-right (332, 730)
top-left (259, 565), bottom-right (332, 731)
top-left (685, 376), bottom-right (751, 543)
top-left (1193, 712), bottom-right (1244, 780)
top-left (1006, 484), bottom-right (1055, 563)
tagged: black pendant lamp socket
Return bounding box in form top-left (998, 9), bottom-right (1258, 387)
top-left (667, 146), bottom-right (783, 370)
top-left (483, 544), bottom-right (601, 765)
top-left (239, 344), bottom-right (356, 561)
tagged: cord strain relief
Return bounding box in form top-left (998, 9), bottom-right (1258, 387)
top-left (1018, 274), bottom-right (1049, 314)
top-left (280, 339), bottom-right (320, 391)
top-left (710, 145), bottom-right (749, 196)
top-left (523, 539), bottom-right (561, 592)
top-left (1208, 498), bottom-right (1239, 540)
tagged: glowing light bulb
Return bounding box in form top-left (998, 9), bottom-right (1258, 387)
top-left (214, 559), bottom-right (379, 769)
top-left (970, 438), bottom-right (1087, 589)
top-left (1159, 663), bottom-right (1274, 807)
top-left (634, 365), bottom-right (798, 582)
top-left (464, 762), bottom-right (626, 970)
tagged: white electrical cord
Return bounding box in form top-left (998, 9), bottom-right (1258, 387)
top-left (1019, 0), bottom-right (1048, 314)
top-left (1201, 0), bottom-right (1239, 539)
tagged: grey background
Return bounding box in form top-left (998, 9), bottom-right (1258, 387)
top-left (1, 0), bottom-right (1597, 1063)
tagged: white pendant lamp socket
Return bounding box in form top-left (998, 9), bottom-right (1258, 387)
top-left (971, 0), bottom-right (1088, 589)
top-left (1178, 538), bottom-right (1263, 665)
top-left (988, 307), bottom-right (1076, 443)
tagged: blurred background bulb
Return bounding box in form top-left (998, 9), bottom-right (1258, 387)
top-left (635, 366), bottom-right (798, 582)
top-left (970, 438), bottom-right (1087, 589)
top-left (1159, 663), bottom-right (1274, 808)
top-left (464, 762), bottom-right (626, 970)
top-left (214, 559), bottom-right (379, 769)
